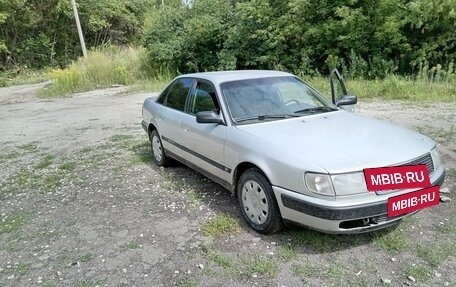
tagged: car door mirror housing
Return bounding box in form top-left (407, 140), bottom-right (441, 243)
top-left (336, 95), bottom-right (357, 107)
top-left (196, 111), bottom-right (224, 124)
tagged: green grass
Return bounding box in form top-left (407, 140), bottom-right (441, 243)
top-left (75, 279), bottom-right (106, 287)
top-left (75, 251), bottom-right (95, 263)
top-left (59, 161), bottom-right (77, 171)
top-left (129, 78), bottom-right (170, 93)
top-left (416, 243), bottom-right (454, 267)
top-left (1, 45), bottom-right (442, 101)
top-left (35, 154), bottom-right (54, 169)
top-left (306, 75), bottom-right (456, 102)
top-left (0, 211), bottom-right (31, 235)
top-left (201, 213), bottom-right (240, 236)
top-left (0, 69), bottom-right (49, 87)
top-left (39, 46), bottom-right (168, 97)
top-left (202, 244), bottom-right (278, 278)
top-left (13, 263), bottom-right (32, 275)
top-left (283, 228), bottom-right (338, 252)
top-left (124, 241), bottom-right (140, 250)
top-left (403, 265), bottom-right (430, 282)
top-left (239, 255), bottom-right (279, 277)
top-left (293, 262), bottom-right (350, 285)
top-left (202, 245), bottom-right (234, 269)
top-left (277, 244), bottom-right (299, 261)
top-left (175, 278), bottom-right (196, 287)
top-left (372, 228), bottom-right (408, 253)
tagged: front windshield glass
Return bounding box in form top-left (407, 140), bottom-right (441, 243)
top-left (221, 76), bottom-right (336, 123)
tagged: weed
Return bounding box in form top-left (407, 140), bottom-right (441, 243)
top-left (403, 265), bottom-right (430, 282)
top-left (76, 251), bottom-right (94, 263)
top-left (201, 213), bottom-right (240, 236)
top-left (125, 241), bottom-right (140, 250)
top-left (0, 69), bottom-right (49, 87)
top-left (75, 279), bottom-right (106, 287)
top-left (59, 161), bottom-right (77, 171)
top-left (283, 228), bottom-right (337, 252)
top-left (0, 150), bottom-right (20, 163)
top-left (14, 263), bottom-right (31, 275)
top-left (111, 134), bottom-right (134, 143)
top-left (19, 142), bottom-right (40, 152)
top-left (202, 245), bottom-right (234, 269)
top-left (0, 211), bottom-right (31, 235)
top-left (35, 154), bottom-right (54, 169)
top-left (293, 262), bottom-right (347, 284)
top-left (416, 244), bottom-right (454, 267)
top-left (372, 228), bottom-right (408, 253)
top-left (40, 46), bottom-right (149, 97)
top-left (306, 76), bottom-right (456, 102)
top-left (277, 244), bottom-right (299, 261)
top-left (240, 255), bottom-right (279, 278)
top-left (129, 78), bottom-right (170, 93)
top-left (175, 278), bottom-right (196, 287)
top-left (292, 264), bottom-right (320, 279)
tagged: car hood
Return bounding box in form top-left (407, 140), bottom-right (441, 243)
top-left (235, 111), bottom-right (435, 173)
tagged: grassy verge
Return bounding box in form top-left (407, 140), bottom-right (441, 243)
top-left (39, 46), bottom-right (170, 97)
top-left (0, 69), bottom-right (49, 87)
top-left (4, 45), bottom-right (454, 101)
top-left (306, 75), bottom-right (456, 102)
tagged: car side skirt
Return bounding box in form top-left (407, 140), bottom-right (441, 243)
top-left (165, 149), bottom-right (234, 192)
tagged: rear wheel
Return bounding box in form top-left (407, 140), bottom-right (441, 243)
top-left (149, 129), bottom-right (171, 167)
top-left (237, 168), bottom-right (283, 234)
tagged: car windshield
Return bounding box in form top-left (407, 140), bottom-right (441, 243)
top-left (221, 76), bottom-right (337, 124)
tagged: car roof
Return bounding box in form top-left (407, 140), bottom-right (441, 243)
top-left (175, 70), bottom-right (294, 85)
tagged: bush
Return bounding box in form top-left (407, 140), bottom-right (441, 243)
top-left (42, 46), bottom-right (149, 96)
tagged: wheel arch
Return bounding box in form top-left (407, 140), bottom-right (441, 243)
top-left (148, 123), bottom-right (157, 136)
top-left (233, 162), bottom-right (271, 197)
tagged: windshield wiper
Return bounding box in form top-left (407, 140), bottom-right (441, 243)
top-left (294, 106), bottom-right (338, 114)
top-left (235, 114), bottom-right (299, 123)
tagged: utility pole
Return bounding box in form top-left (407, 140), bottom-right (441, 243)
top-left (70, 0), bottom-right (88, 58)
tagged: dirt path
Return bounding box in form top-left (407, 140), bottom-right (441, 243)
top-left (0, 84), bottom-right (454, 287)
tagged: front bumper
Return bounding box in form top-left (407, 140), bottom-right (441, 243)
top-left (274, 169), bottom-right (445, 234)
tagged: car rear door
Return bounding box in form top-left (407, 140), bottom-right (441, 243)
top-left (180, 80), bottom-right (230, 182)
top-left (157, 77), bottom-right (194, 158)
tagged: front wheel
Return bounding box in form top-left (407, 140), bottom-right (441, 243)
top-left (149, 129), bottom-right (171, 167)
top-left (237, 168), bottom-right (283, 234)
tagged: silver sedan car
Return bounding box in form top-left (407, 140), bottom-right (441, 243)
top-left (141, 70), bottom-right (445, 234)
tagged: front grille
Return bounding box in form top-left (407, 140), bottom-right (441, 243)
top-left (402, 152), bottom-right (434, 175)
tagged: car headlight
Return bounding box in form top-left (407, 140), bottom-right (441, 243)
top-left (430, 147), bottom-right (442, 171)
top-left (305, 173), bottom-right (335, 196)
top-left (331, 172), bottom-right (368, 196)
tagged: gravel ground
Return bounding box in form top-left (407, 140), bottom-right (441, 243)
top-left (0, 83), bottom-right (454, 287)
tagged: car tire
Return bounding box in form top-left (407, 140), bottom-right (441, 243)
top-left (149, 129), bottom-right (171, 167)
top-left (237, 168), bottom-right (283, 234)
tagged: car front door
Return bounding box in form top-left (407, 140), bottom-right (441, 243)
top-left (180, 80), bottom-right (230, 183)
top-left (158, 77), bottom-right (194, 158)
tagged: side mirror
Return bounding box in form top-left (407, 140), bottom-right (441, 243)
top-left (196, 111), bottom-right (224, 124)
top-left (336, 95), bottom-right (357, 107)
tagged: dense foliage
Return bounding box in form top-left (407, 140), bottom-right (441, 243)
top-left (143, 0), bottom-right (456, 79)
top-left (1, 0), bottom-right (455, 79)
top-left (0, 0), bottom-right (152, 69)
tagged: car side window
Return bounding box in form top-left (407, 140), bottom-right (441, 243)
top-left (190, 82), bottom-right (220, 115)
top-left (164, 78), bottom-right (194, 111)
top-left (156, 82), bottom-right (173, 104)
